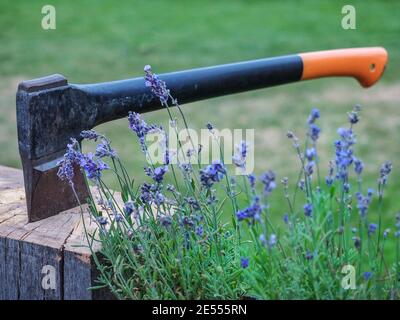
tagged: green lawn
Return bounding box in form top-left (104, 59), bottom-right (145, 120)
top-left (1, 0), bottom-right (400, 256)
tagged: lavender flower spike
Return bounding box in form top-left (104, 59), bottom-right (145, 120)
top-left (232, 140), bottom-right (249, 169)
top-left (79, 153), bottom-right (109, 181)
top-left (240, 257), bottom-right (249, 269)
top-left (379, 161), bottom-right (392, 186)
top-left (308, 124), bottom-right (321, 141)
top-left (152, 166), bottom-right (169, 183)
top-left (57, 138), bottom-right (80, 185)
top-left (81, 130), bottom-right (101, 141)
top-left (144, 65), bottom-right (170, 105)
top-left (199, 160), bottom-right (226, 188)
top-left (128, 111), bottom-right (159, 152)
top-left (95, 139), bottom-right (117, 159)
top-left (307, 108), bottom-right (320, 124)
top-left (304, 203), bottom-right (313, 217)
top-left (260, 171), bottom-right (276, 197)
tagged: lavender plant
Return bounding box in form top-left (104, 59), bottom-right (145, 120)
top-left (237, 106), bottom-right (400, 299)
top-left (57, 66), bottom-right (244, 300)
top-left (58, 66), bottom-right (400, 300)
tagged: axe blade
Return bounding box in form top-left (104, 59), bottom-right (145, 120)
top-left (21, 155), bottom-right (89, 222)
top-left (17, 75), bottom-right (90, 222)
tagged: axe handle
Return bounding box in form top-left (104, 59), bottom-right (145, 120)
top-left (73, 47), bottom-right (387, 126)
top-left (300, 47), bottom-right (387, 87)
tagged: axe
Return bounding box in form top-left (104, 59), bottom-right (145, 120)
top-left (16, 47), bottom-right (388, 222)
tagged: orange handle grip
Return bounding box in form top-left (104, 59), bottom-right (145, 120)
top-left (299, 47), bottom-right (388, 87)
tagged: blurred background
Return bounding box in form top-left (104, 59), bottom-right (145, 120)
top-left (1, 1), bottom-right (399, 253)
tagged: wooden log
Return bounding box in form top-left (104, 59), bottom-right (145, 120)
top-left (0, 165), bottom-right (111, 300)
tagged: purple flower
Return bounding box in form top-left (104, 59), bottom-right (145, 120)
top-left (232, 141), bottom-right (248, 169)
top-left (383, 229), bottom-right (390, 238)
top-left (124, 201), bottom-right (135, 216)
top-left (236, 210), bottom-right (247, 222)
top-left (80, 130), bottom-right (101, 141)
top-left (195, 226), bottom-right (204, 237)
top-left (80, 130), bottom-right (100, 141)
top-left (240, 257), bottom-right (249, 269)
top-left (181, 216), bottom-right (195, 227)
top-left (354, 158), bottom-right (364, 175)
top-left (379, 161), bottom-right (392, 186)
top-left (144, 65), bottom-right (170, 105)
top-left (269, 234), bottom-right (277, 248)
top-left (144, 166), bottom-right (153, 177)
top-left (96, 216), bottom-right (108, 226)
top-left (152, 166), bottom-right (168, 183)
top-left (128, 112), bottom-right (159, 152)
top-left (325, 176), bottom-right (334, 186)
top-left (95, 140), bottom-right (117, 158)
top-left (154, 191), bottom-right (165, 205)
top-left (114, 213), bottom-right (123, 223)
top-left (260, 171), bottom-right (276, 197)
top-left (337, 127), bottom-right (356, 145)
top-left (179, 163), bottom-right (193, 175)
top-left (307, 108), bottom-right (320, 125)
top-left (304, 203), bottom-right (313, 217)
top-left (368, 223), bottom-right (378, 235)
top-left (164, 147), bottom-right (170, 166)
top-left (79, 153), bottom-right (109, 180)
top-left (352, 237), bottom-right (361, 249)
top-left (239, 141), bottom-right (248, 158)
top-left (248, 174), bottom-right (256, 190)
top-left (236, 196), bottom-right (262, 223)
top-left (325, 161), bottom-right (335, 186)
top-left (305, 161), bottom-right (315, 176)
top-left (305, 251), bottom-right (314, 260)
top-left (185, 197), bottom-right (201, 211)
top-left (364, 271), bottom-right (372, 281)
top-left (166, 184), bottom-right (176, 193)
top-left (140, 182), bottom-right (154, 203)
top-left (335, 127), bottom-right (356, 184)
top-left (367, 188), bottom-right (374, 197)
top-left (57, 159), bottom-right (75, 185)
top-left (348, 111), bottom-right (359, 124)
top-left (199, 160), bottom-right (226, 188)
top-left (259, 234), bottom-right (267, 246)
top-left (57, 138), bottom-right (81, 185)
top-left (305, 148), bottom-right (316, 161)
top-left (309, 124), bottom-right (321, 141)
top-left (283, 213), bottom-right (289, 224)
top-left (298, 179), bottom-right (305, 191)
top-left (356, 190), bottom-right (373, 218)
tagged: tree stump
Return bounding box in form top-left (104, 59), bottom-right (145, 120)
top-left (0, 165), bottom-right (111, 300)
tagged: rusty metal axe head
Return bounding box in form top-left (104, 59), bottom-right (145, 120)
top-left (17, 75), bottom-right (90, 222)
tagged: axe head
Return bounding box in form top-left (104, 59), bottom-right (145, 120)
top-left (17, 75), bottom-right (92, 222)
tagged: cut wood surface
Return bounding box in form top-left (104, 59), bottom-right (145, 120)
top-left (0, 165), bottom-right (110, 300)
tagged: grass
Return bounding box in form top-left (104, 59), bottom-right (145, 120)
top-left (0, 0), bottom-right (400, 259)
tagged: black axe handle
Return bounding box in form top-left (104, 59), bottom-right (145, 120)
top-left (74, 47), bottom-right (387, 126)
